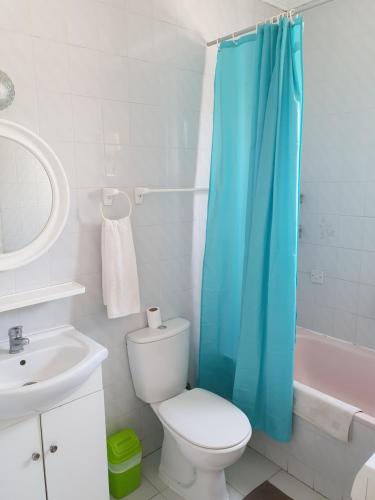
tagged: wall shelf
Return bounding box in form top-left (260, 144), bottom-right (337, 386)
top-left (0, 282), bottom-right (86, 313)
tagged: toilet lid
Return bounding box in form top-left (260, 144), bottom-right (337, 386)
top-left (158, 388), bottom-right (251, 450)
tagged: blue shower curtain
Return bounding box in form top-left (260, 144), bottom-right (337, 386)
top-left (199, 17), bottom-right (304, 442)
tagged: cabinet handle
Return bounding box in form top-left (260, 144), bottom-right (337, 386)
top-left (49, 445), bottom-right (58, 453)
top-left (32, 452), bottom-right (40, 461)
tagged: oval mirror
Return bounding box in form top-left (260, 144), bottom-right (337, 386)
top-left (0, 120), bottom-right (69, 271)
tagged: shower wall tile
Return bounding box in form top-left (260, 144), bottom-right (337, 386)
top-left (298, 0), bottom-right (375, 350)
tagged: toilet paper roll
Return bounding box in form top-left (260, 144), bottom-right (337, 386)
top-left (147, 306), bottom-right (162, 329)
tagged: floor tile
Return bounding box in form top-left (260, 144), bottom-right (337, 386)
top-left (226, 447), bottom-right (280, 495)
top-left (244, 481), bottom-right (293, 500)
top-left (228, 483), bottom-right (245, 499)
top-left (142, 449), bottom-right (168, 492)
top-left (244, 481), bottom-right (292, 499)
top-left (270, 472), bottom-right (328, 500)
top-left (111, 477), bottom-right (158, 500)
top-left (159, 487), bottom-right (184, 500)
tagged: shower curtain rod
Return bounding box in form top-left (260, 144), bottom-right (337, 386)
top-left (206, 0), bottom-right (334, 47)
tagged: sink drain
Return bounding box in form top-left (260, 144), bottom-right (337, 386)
top-left (22, 381), bottom-right (38, 387)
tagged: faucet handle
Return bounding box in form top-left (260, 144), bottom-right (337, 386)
top-left (8, 325), bottom-right (23, 338)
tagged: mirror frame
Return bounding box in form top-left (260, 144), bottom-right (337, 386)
top-left (0, 120), bottom-right (70, 271)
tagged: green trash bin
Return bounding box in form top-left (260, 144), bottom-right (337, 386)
top-left (107, 428), bottom-right (142, 498)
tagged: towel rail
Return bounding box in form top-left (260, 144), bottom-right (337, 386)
top-left (134, 187), bottom-right (209, 204)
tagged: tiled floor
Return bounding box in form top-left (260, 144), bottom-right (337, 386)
top-left (113, 447), bottom-right (328, 500)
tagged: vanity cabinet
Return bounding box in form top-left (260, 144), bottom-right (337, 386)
top-left (0, 416), bottom-right (46, 500)
top-left (0, 389), bottom-right (109, 500)
top-left (42, 391), bottom-right (108, 500)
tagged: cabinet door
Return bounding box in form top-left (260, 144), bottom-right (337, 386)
top-left (0, 417), bottom-right (46, 500)
top-left (41, 391), bottom-right (109, 500)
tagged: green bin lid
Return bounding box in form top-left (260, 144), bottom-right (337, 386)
top-left (107, 428), bottom-right (142, 465)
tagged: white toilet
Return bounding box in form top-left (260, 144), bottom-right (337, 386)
top-left (127, 317), bottom-right (252, 500)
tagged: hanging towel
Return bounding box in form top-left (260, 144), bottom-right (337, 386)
top-left (293, 381), bottom-right (361, 442)
top-left (101, 217), bottom-right (140, 318)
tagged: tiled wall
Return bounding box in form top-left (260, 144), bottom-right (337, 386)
top-left (297, 0), bottom-right (375, 350)
top-left (0, 0), bottom-right (277, 452)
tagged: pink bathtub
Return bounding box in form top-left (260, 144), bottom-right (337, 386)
top-left (295, 327), bottom-right (375, 428)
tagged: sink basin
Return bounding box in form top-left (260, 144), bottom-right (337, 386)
top-left (0, 325), bottom-right (108, 420)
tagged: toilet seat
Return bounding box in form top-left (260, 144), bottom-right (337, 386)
top-left (158, 388), bottom-right (251, 450)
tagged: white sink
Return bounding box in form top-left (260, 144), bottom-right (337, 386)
top-left (0, 325), bottom-right (108, 420)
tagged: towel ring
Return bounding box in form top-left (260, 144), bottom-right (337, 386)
top-left (100, 189), bottom-right (133, 220)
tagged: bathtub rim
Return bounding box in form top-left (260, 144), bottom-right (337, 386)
top-left (295, 327), bottom-right (375, 431)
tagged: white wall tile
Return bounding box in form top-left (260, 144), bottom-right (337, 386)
top-left (298, 1), bottom-right (375, 350)
top-left (130, 103), bottom-right (167, 147)
top-left (356, 316), bottom-right (375, 350)
top-left (127, 13), bottom-right (155, 61)
top-left (333, 310), bottom-right (357, 343)
top-left (357, 283), bottom-right (375, 319)
top-left (72, 96), bottom-right (103, 144)
top-left (68, 46), bottom-right (101, 97)
top-left (75, 143), bottom-right (107, 187)
top-left (360, 251), bottom-right (375, 285)
top-left (65, 0), bottom-right (100, 50)
top-left (363, 218), bottom-right (375, 251)
top-left (152, 0), bottom-right (179, 25)
top-left (33, 39), bottom-right (71, 93)
top-left (337, 248), bottom-right (361, 282)
top-left (335, 279), bottom-right (358, 314)
top-left (30, 0), bottom-right (67, 42)
top-left (128, 59), bottom-right (161, 105)
top-left (124, 0), bottom-right (153, 17)
top-left (96, 2), bottom-right (127, 55)
top-left (0, 0), bottom-right (31, 33)
top-left (37, 91), bottom-right (73, 143)
top-left (101, 100), bottom-right (130, 145)
top-left (98, 53), bottom-right (129, 101)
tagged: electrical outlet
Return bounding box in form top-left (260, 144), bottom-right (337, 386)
top-left (311, 270), bottom-right (324, 284)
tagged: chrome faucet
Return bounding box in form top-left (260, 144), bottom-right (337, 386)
top-left (8, 326), bottom-right (29, 354)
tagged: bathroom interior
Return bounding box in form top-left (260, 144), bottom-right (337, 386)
top-left (0, 0), bottom-right (374, 499)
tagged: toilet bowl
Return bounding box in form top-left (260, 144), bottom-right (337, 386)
top-left (153, 388), bottom-right (251, 500)
top-left (126, 318), bottom-right (252, 500)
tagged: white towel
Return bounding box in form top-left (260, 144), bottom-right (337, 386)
top-left (101, 217), bottom-right (140, 318)
top-left (294, 381), bottom-right (361, 442)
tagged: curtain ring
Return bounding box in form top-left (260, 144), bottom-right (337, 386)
top-left (289, 9), bottom-right (296, 23)
top-left (232, 32), bottom-right (238, 45)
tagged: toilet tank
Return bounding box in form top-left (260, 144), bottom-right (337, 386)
top-left (126, 318), bottom-right (190, 403)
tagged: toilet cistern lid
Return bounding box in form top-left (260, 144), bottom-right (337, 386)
top-left (158, 388), bottom-right (251, 450)
top-left (127, 317), bottom-right (190, 344)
